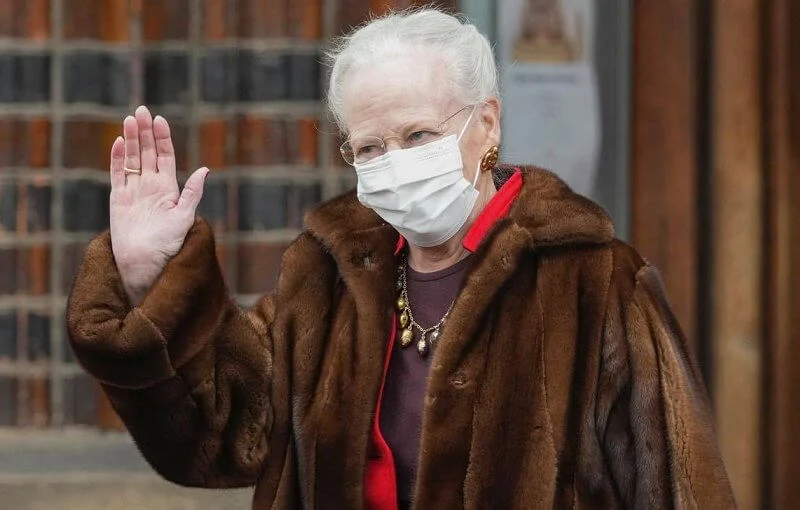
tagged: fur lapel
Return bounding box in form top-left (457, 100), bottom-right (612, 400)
top-left (509, 167), bottom-right (615, 247)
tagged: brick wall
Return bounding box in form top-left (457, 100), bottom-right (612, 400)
top-left (0, 0), bottom-right (457, 430)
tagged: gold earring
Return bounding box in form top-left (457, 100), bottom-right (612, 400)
top-left (480, 146), bottom-right (499, 173)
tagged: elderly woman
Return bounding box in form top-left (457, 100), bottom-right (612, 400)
top-left (67, 7), bottom-right (734, 510)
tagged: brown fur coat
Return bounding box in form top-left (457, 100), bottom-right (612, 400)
top-left (67, 167), bottom-right (735, 509)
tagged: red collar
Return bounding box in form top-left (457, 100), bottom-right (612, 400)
top-left (393, 169), bottom-right (523, 256)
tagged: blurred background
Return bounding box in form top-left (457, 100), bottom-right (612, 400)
top-left (0, 0), bottom-right (797, 509)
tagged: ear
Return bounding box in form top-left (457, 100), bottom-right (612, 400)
top-left (480, 97), bottom-right (502, 148)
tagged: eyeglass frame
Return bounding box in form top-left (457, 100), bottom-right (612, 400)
top-left (339, 103), bottom-right (478, 166)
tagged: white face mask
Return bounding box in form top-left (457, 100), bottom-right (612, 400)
top-left (354, 109), bottom-right (481, 248)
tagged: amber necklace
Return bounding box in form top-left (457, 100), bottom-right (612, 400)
top-left (395, 256), bottom-right (454, 357)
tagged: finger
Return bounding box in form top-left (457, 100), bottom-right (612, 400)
top-left (178, 167), bottom-right (210, 215)
top-left (110, 136), bottom-right (125, 189)
top-left (153, 115), bottom-right (176, 178)
top-left (123, 116), bottom-right (140, 172)
top-left (135, 105), bottom-right (157, 174)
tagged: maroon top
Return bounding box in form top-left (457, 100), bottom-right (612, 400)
top-left (379, 255), bottom-right (473, 504)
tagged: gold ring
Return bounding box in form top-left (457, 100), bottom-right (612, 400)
top-left (123, 167), bottom-right (142, 175)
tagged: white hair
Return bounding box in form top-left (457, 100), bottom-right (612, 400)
top-left (324, 6), bottom-right (500, 132)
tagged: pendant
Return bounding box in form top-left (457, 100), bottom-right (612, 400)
top-left (428, 328), bottom-right (440, 344)
top-left (416, 333), bottom-right (429, 356)
top-left (399, 310), bottom-right (409, 328)
top-left (400, 328), bottom-right (414, 348)
top-left (396, 296), bottom-right (407, 311)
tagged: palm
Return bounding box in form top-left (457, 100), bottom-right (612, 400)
top-left (110, 185), bottom-right (182, 259)
top-left (108, 106), bottom-right (208, 302)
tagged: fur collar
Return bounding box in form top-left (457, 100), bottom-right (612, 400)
top-left (304, 165), bottom-right (615, 262)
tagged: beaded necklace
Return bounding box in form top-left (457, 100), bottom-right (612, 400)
top-left (395, 256), bottom-right (454, 357)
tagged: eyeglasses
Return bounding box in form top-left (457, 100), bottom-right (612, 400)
top-left (339, 104), bottom-right (475, 166)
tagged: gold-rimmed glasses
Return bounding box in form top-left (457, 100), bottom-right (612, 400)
top-left (340, 104), bottom-right (475, 166)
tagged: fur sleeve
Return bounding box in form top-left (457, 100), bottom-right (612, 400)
top-left (597, 262), bottom-right (736, 509)
top-left (66, 218), bottom-right (283, 489)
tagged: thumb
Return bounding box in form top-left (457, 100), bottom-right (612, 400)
top-left (178, 167), bottom-right (209, 214)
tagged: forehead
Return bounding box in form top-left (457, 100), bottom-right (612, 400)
top-left (341, 53), bottom-right (456, 136)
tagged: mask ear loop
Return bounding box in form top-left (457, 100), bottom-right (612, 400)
top-left (456, 105), bottom-right (481, 189)
top-left (456, 106), bottom-right (482, 189)
top-left (472, 159), bottom-right (483, 188)
top-left (457, 107), bottom-right (477, 142)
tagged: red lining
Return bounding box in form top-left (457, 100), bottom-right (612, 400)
top-left (462, 170), bottom-right (523, 252)
top-left (367, 168), bottom-right (523, 508)
top-left (364, 315), bottom-right (399, 510)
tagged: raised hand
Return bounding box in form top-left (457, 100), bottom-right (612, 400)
top-left (109, 105), bottom-right (209, 305)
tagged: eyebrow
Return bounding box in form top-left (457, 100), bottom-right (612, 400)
top-left (398, 120), bottom-right (441, 134)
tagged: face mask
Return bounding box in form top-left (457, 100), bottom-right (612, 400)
top-left (354, 109), bottom-right (481, 248)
